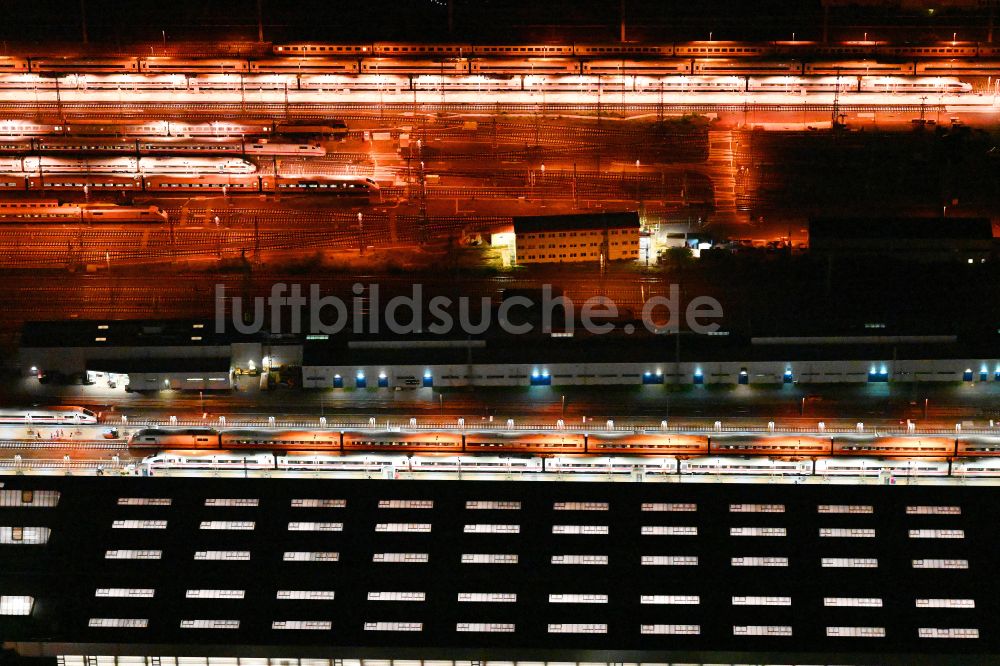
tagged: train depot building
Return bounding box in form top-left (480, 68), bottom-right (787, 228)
top-left (512, 212), bottom-right (641, 265)
top-left (0, 476), bottom-right (998, 665)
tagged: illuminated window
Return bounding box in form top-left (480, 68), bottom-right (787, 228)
top-left (378, 500), bottom-right (433, 509)
top-left (194, 551), bottom-right (250, 561)
top-left (642, 555), bottom-right (698, 566)
top-left (641, 595), bottom-right (699, 605)
top-left (457, 623), bottom-right (515, 632)
top-left (0, 490), bottom-right (59, 507)
top-left (464, 524), bottom-right (520, 533)
top-left (552, 524), bottom-right (608, 535)
top-left (461, 553), bottom-right (518, 564)
top-left (642, 526), bottom-right (697, 536)
top-left (553, 502), bottom-right (608, 511)
top-left (375, 523), bottom-right (432, 533)
top-left (367, 591), bottom-right (425, 601)
top-left (272, 620), bottom-right (331, 630)
top-left (185, 590), bottom-right (245, 599)
top-left (918, 627), bottom-right (979, 639)
top-left (283, 551), bottom-right (339, 562)
top-left (917, 599), bottom-right (975, 608)
top-left (913, 559), bottom-right (968, 569)
top-left (288, 522), bottom-right (343, 532)
top-left (199, 521), bottom-right (255, 530)
top-left (291, 499), bottom-right (346, 508)
top-left (117, 497), bottom-right (170, 506)
top-left (642, 624), bottom-right (700, 635)
top-left (733, 625), bottom-right (793, 636)
top-left (822, 558), bottom-right (878, 568)
top-left (105, 550), bottom-right (161, 560)
top-left (95, 589), bottom-right (154, 598)
top-left (372, 552), bottom-right (426, 563)
top-left (0, 596), bottom-right (33, 615)
top-left (732, 596), bottom-right (791, 606)
top-left (89, 618), bottom-right (148, 628)
top-left (907, 505), bottom-right (961, 515)
top-left (364, 622), bottom-right (422, 631)
top-left (549, 594), bottom-right (607, 604)
top-left (732, 556), bottom-right (788, 567)
top-left (827, 626), bottom-right (885, 638)
top-left (458, 592), bottom-right (516, 602)
top-left (642, 503), bottom-right (697, 512)
top-left (909, 529), bottom-right (965, 539)
top-left (820, 528), bottom-right (876, 538)
top-left (730, 527), bottom-right (786, 537)
top-left (466, 500), bottom-right (520, 510)
top-left (276, 590), bottom-right (335, 600)
top-left (548, 623), bottom-right (607, 634)
top-left (825, 597), bottom-right (883, 607)
top-left (204, 498), bottom-right (259, 507)
top-left (180, 619), bottom-right (240, 630)
top-left (551, 554), bottom-right (608, 565)
top-left (112, 520), bottom-right (167, 529)
top-left (730, 504), bottom-right (784, 513)
top-left (818, 504), bottom-right (872, 514)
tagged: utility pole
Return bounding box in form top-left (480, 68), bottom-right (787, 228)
top-left (80, 0), bottom-right (88, 44)
top-left (257, 0), bottom-right (264, 42)
top-left (620, 0), bottom-right (626, 43)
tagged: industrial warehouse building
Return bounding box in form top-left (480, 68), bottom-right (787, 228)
top-left (513, 212), bottom-right (641, 264)
top-left (809, 217), bottom-right (995, 263)
top-left (0, 476), bottom-right (997, 665)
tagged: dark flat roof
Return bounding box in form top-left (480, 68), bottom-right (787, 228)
top-left (1, 476), bottom-right (998, 664)
top-left (87, 357), bottom-right (231, 373)
top-left (810, 217), bottom-right (993, 241)
top-left (513, 212), bottom-right (640, 234)
top-left (21, 320), bottom-right (265, 349)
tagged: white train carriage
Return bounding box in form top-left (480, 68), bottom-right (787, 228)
top-left (582, 59), bottom-right (692, 76)
top-left (143, 174), bottom-right (261, 192)
top-left (128, 428), bottom-right (219, 448)
top-left (139, 58), bottom-right (250, 73)
top-left (473, 44), bottom-right (575, 57)
top-left (748, 76), bottom-right (858, 93)
top-left (27, 174), bottom-right (139, 191)
top-left (0, 74), bottom-right (55, 89)
top-left (574, 44), bottom-right (673, 57)
top-left (244, 141), bottom-right (325, 156)
top-left (0, 204), bottom-right (167, 223)
top-left (276, 452), bottom-right (400, 472)
top-left (405, 455), bottom-right (545, 474)
top-left (0, 406), bottom-right (97, 424)
top-left (373, 42), bottom-right (473, 56)
top-left (272, 175), bottom-right (378, 193)
top-left (138, 157), bottom-right (257, 174)
top-left (65, 73), bottom-right (187, 90)
top-left (30, 58), bottom-right (140, 73)
top-left (803, 60), bottom-right (916, 76)
top-left (140, 450), bottom-right (275, 470)
top-left (189, 74), bottom-right (289, 91)
top-left (884, 43), bottom-right (979, 59)
top-left (916, 60), bottom-right (1000, 77)
top-left (859, 76), bottom-right (971, 93)
top-left (693, 59), bottom-right (802, 75)
top-left (951, 458), bottom-right (1000, 477)
top-left (470, 58), bottom-right (580, 75)
top-left (361, 58), bottom-right (468, 74)
top-left (679, 456), bottom-right (812, 475)
top-left (273, 43), bottom-right (373, 56)
top-left (675, 42), bottom-right (771, 57)
top-left (248, 58), bottom-right (360, 74)
top-left (814, 457), bottom-right (950, 477)
top-left (545, 456), bottom-right (678, 475)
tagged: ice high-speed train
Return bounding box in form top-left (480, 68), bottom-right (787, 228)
top-left (0, 156), bottom-right (256, 175)
top-left (126, 427), bottom-right (1000, 458)
top-left (0, 406), bottom-right (97, 424)
top-left (0, 137), bottom-right (326, 157)
top-left (0, 173), bottom-right (379, 197)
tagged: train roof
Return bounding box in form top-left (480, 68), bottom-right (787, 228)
top-left (1, 474), bottom-right (998, 662)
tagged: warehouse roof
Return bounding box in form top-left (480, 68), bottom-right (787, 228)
top-left (513, 212), bottom-right (640, 234)
top-left (21, 319), bottom-right (268, 348)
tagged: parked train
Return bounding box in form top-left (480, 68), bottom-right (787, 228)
top-left (0, 406), bottom-right (97, 424)
top-left (125, 427), bottom-right (1000, 458)
top-left (0, 156), bottom-right (256, 175)
top-left (0, 137), bottom-right (326, 157)
top-left (0, 173), bottom-right (379, 197)
top-left (134, 450), bottom-right (1000, 479)
top-left (0, 202), bottom-right (167, 223)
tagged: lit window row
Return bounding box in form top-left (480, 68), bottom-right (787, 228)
top-left (117, 497), bottom-right (170, 506)
top-left (186, 589), bottom-right (245, 599)
top-left (464, 524), bottom-right (520, 533)
top-left (734, 625), bottom-right (792, 636)
top-left (285, 551), bottom-right (339, 562)
top-left (730, 504), bottom-right (784, 513)
top-left (204, 498), bottom-right (259, 507)
top-left (195, 551), bottom-right (251, 561)
top-left (732, 596), bottom-right (791, 606)
top-left (917, 598), bottom-right (975, 608)
top-left (370, 551), bottom-right (426, 563)
top-left (909, 529), bottom-right (964, 539)
top-left (730, 527), bottom-right (786, 537)
top-left (552, 554), bottom-right (608, 565)
top-left (291, 499), bottom-right (346, 508)
top-left (462, 553), bottom-right (517, 564)
top-left (105, 550), bottom-right (161, 560)
top-left (378, 500), bottom-right (433, 509)
top-left (827, 626), bottom-right (885, 638)
top-left (0, 490), bottom-right (59, 507)
top-left (95, 589), bottom-right (154, 598)
top-left (367, 591), bottom-right (425, 601)
top-left (641, 595), bottom-right (699, 605)
top-left (89, 618), bottom-right (147, 628)
top-left (112, 520), bottom-right (167, 530)
top-left (456, 623), bottom-right (515, 632)
top-left (818, 504), bottom-right (872, 514)
top-left (0, 526), bottom-right (50, 544)
top-left (918, 627), bottom-right (979, 639)
top-left (364, 621), bottom-right (422, 631)
top-left (458, 592), bottom-right (517, 602)
top-left (466, 501), bottom-right (521, 510)
top-left (642, 526), bottom-right (697, 536)
top-left (642, 624), bottom-right (700, 635)
top-left (642, 503), bottom-right (697, 512)
top-left (288, 522), bottom-right (342, 532)
top-left (913, 559), bottom-right (968, 569)
top-left (643, 555), bottom-right (698, 566)
top-left (375, 523), bottom-right (432, 533)
top-left (271, 620), bottom-right (331, 630)
top-left (553, 502), bottom-right (608, 511)
top-left (825, 597), bottom-right (883, 607)
top-left (552, 524), bottom-right (608, 535)
top-left (548, 623), bottom-right (607, 634)
top-left (732, 556), bottom-right (788, 567)
top-left (820, 528), bottom-right (875, 538)
top-left (0, 596), bottom-right (33, 615)
top-left (907, 505), bottom-right (961, 515)
top-left (822, 558), bottom-right (878, 568)
top-left (180, 619), bottom-right (240, 630)
top-left (277, 590), bottom-right (335, 600)
top-left (199, 521), bottom-right (254, 531)
top-left (549, 594), bottom-right (607, 604)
